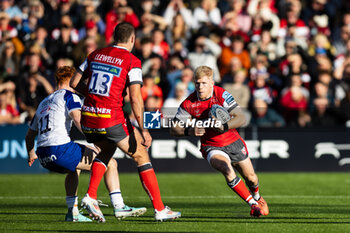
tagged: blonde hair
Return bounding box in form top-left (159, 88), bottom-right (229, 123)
top-left (194, 66), bottom-right (214, 80)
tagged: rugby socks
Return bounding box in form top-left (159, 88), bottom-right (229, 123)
top-left (87, 159), bottom-right (107, 200)
top-left (109, 189), bottom-right (125, 209)
top-left (138, 163), bottom-right (165, 211)
top-left (248, 183), bottom-right (261, 201)
top-left (227, 177), bottom-right (257, 206)
top-left (66, 195), bottom-right (79, 215)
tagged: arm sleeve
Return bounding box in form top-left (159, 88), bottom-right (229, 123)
top-left (128, 57), bottom-right (143, 86)
top-left (221, 90), bottom-right (238, 113)
top-left (78, 59), bottom-right (88, 73)
top-left (64, 91), bottom-right (82, 113)
top-left (174, 105), bottom-right (191, 122)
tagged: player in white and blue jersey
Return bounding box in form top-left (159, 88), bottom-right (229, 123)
top-left (25, 66), bottom-right (146, 222)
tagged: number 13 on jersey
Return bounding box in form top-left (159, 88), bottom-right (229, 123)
top-left (89, 70), bottom-right (114, 97)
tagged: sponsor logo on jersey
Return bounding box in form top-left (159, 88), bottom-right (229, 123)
top-left (81, 126), bottom-right (107, 134)
top-left (40, 106), bottom-right (51, 114)
top-left (82, 106), bottom-right (111, 118)
top-left (91, 62), bottom-right (122, 77)
top-left (222, 91), bottom-right (235, 105)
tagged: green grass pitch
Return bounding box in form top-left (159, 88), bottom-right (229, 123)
top-left (0, 172), bottom-right (349, 233)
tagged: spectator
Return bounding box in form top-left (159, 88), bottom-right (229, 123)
top-left (152, 29), bottom-right (170, 60)
top-left (49, 15), bottom-right (79, 62)
top-left (222, 69), bottom-right (251, 126)
top-left (17, 73), bottom-right (54, 121)
top-left (135, 12), bottom-right (167, 46)
top-left (144, 95), bottom-right (161, 112)
top-left (308, 33), bottom-right (336, 61)
top-left (302, 0), bottom-right (335, 37)
top-left (73, 37), bottom-right (98, 67)
top-left (333, 12), bottom-right (350, 56)
top-left (47, 0), bottom-right (80, 31)
top-left (249, 29), bottom-right (277, 62)
top-left (0, 0), bottom-right (23, 25)
top-left (0, 12), bottom-right (18, 41)
top-left (249, 66), bottom-right (276, 106)
top-left (280, 84), bottom-right (309, 126)
top-left (105, 0), bottom-right (140, 44)
top-left (73, 19), bottom-right (106, 65)
top-left (0, 88), bottom-right (20, 125)
top-left (21, 49), bottom-right (49, 81)
top-left (310, 97), bottom-right (338, 126)
top-left (141, 74), bottom-right (163, 109)
top-left (278, 5), bottom-right (309, 42)
top-left (77, 1), bottom-right (105, 37)
top-left (0, 40), bottom-right (20, 82)
top-left (166, 66), bottom-right (195, 99)
top-left (164, 0), bottom-right (192, 49)
top-left (26, 26), bottom-right (53, 70)
top-left (219, 34), bottom-right (250, 78)
top-left (220, 0), bottom-right (252, 34)
top-left (220, 57), bottom-right (243, 85)
top-left (192, 0), bottom-right (221, 30)
top-left (279, 52), bottom-right (311, 89)
top-left (188, 35), bottom-right (222, 83)
top-left (247, 0), bottom-right (280, 38)
top-left (251, 98), bottom-right (285, 127)
top-left (222, 69), bottom-right (250, 109)
top-left (135, 37), bottom-right (167, 91)
top-left (162, 82), bottom-right (188, 119)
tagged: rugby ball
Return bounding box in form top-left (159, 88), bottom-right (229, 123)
top-left (209, 104), bottom-right (231, 123)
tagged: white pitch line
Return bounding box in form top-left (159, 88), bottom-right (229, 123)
top-left (0, 195), bottom-right (349, 200)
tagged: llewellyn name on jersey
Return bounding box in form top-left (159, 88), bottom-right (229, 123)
top-left (94, 54), bottom-right (124, 65)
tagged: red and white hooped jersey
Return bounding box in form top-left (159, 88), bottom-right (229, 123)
top-left (79, 45), bottom-right (142, 129)
top-left (175, 86), bottom-right (242, 147)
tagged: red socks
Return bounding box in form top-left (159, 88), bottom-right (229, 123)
top-left (227, 177), bottom-right (256, 205)
top-left (87, 160), bottom-right (107, 199)
top-left (138, 163), bottom-right (165, 211)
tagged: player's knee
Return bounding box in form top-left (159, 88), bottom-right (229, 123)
top-left (107, 158), bottom-right (118, 170)
top-left (130, 151), bottom-right (150, 165)
top-left (245, 172), bottom-right (258, 185)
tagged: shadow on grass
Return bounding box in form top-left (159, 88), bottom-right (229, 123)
top-left (14, 229), bottom-right (201, 233)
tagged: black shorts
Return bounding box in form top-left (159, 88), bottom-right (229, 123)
top-left (82, 121), bottom-right (134, 144)
top-left (201, 138), bottom-right (248, 163)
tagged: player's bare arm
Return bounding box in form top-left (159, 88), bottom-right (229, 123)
top-left (69, 109), bottom-right (82, 133)
top-left (25, 128), bottom-right (38, 166)
top-left (70, 71), bottom-right (89, 96)
top-left (214, 107), bottom-right (247, 132)
top-left (129, 83), bottom-right (152, 148)
top-left (227, 107), bottom-right (246, 128)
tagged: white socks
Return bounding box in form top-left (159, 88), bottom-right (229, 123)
top-left (109, 189), bottom-right (125, 209)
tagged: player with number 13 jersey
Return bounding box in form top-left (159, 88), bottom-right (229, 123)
top-left (78, 45), bottom-right (142, 129)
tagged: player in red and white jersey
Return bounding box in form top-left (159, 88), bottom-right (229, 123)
top-left (171, 66), bottom-right (269, 217)
top-left (70, 22), bottom-right (180, 222)
top-left (77, 41), bottom-right (142, 129)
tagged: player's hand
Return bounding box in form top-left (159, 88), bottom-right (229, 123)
top-left (28, 154), bottom-right (38, 167)
top-left (141, 130), bottom-right (152, 148)
top-left (193, 126), bottom-right (206, 136)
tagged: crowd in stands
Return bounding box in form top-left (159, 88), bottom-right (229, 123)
top-left (1, 0), bottom-right (350, 128)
